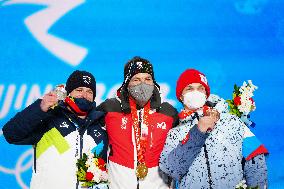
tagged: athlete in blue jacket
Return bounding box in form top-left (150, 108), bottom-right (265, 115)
top-left (3, 70), bottom-right (108, 189)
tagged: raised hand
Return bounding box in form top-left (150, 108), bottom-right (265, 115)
top-left (40, 92), bottom-right (58, 112)
top-left (198, 109), bottom-right (220, 133)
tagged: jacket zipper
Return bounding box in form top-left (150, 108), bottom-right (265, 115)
top-left (33, 145), bottom-right (37, 173)
top-left (137, 110), bottom-right (142, 189)
top-left (203, 144), bottom-right (213, 189)
top-left (75, 118), bottom-right (92, 189)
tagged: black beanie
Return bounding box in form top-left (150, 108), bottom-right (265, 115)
top-left (118, 56), bottom-right (159, 93)
top-left (65, 70), bottom-right (96, 97)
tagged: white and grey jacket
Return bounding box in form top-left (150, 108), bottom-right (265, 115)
top-left (159, 95), bottom-right (268, 189)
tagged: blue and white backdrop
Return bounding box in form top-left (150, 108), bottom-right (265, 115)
top-left (0, 0), bottom-right (283, 188)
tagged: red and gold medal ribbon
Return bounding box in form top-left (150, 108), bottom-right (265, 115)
top-left (178, 105), bottom-right (210, 119)
top-left (129, 97), bottom-right (150, 179)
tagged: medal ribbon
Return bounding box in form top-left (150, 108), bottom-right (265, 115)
top-left (65, 96), bottom-right (88, 116)
top-left (178, 105), bottom-right (210, 119)
top-left (129, 97), bottom-right (150, 166)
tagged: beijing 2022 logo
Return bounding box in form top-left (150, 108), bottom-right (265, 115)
top-left (1, 0), bottom-right (88, 66)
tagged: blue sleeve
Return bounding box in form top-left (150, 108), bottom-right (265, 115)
top-left (159, 125), bottom-right (207, 180)
top-left (244, 154), bottom-right (268, 189)
top-left (2, 99), bottom-right (54, 145)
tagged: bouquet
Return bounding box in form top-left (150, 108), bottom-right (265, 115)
top-left (226, 80), bottom-right (258, 127)
top-left (76, 141), bottom-right (108, 188)
top-left (236, 180), bottom-right (259, 189)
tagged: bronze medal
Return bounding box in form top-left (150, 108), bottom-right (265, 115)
top-left (136, 163), bottom-right (148, 179)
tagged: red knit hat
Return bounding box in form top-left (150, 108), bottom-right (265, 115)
top-left (176, 69), bottom-right (210, 101)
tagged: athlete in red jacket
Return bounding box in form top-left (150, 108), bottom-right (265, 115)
top-left (97, 56), bottom-right (178, 189)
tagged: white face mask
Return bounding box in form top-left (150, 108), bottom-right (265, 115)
top-left (183, 90), bottom-right (207, 110)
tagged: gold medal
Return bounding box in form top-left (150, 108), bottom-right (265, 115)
top-left (136, 163), bottom-right (148, 179)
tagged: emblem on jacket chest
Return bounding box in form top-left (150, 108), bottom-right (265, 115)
top-left (157, 122), bottom-right (166, 130)
top-left (60, 121), bottom-right (69, 128)
top-left (93, 129), bottom-right (102, 137)
top-left (121, 117), bottom-right (128, 130)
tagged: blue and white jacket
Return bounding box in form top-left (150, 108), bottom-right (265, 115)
top-left (2, 99), bottom-right (108, 189)
top-left (159, 95), bottom-right (268, 189)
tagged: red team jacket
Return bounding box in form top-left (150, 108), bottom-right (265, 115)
top-left (98, 90), bottom-right (178, 189)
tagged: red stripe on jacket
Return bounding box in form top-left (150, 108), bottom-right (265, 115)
top-left (245, 144), bottom-right (269, 161)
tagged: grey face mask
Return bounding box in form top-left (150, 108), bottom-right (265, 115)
top-left (128, 83), bottom-right (154, 107)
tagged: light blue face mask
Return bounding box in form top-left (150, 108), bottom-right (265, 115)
top-left (128, 83), bottom-right (154, 107)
